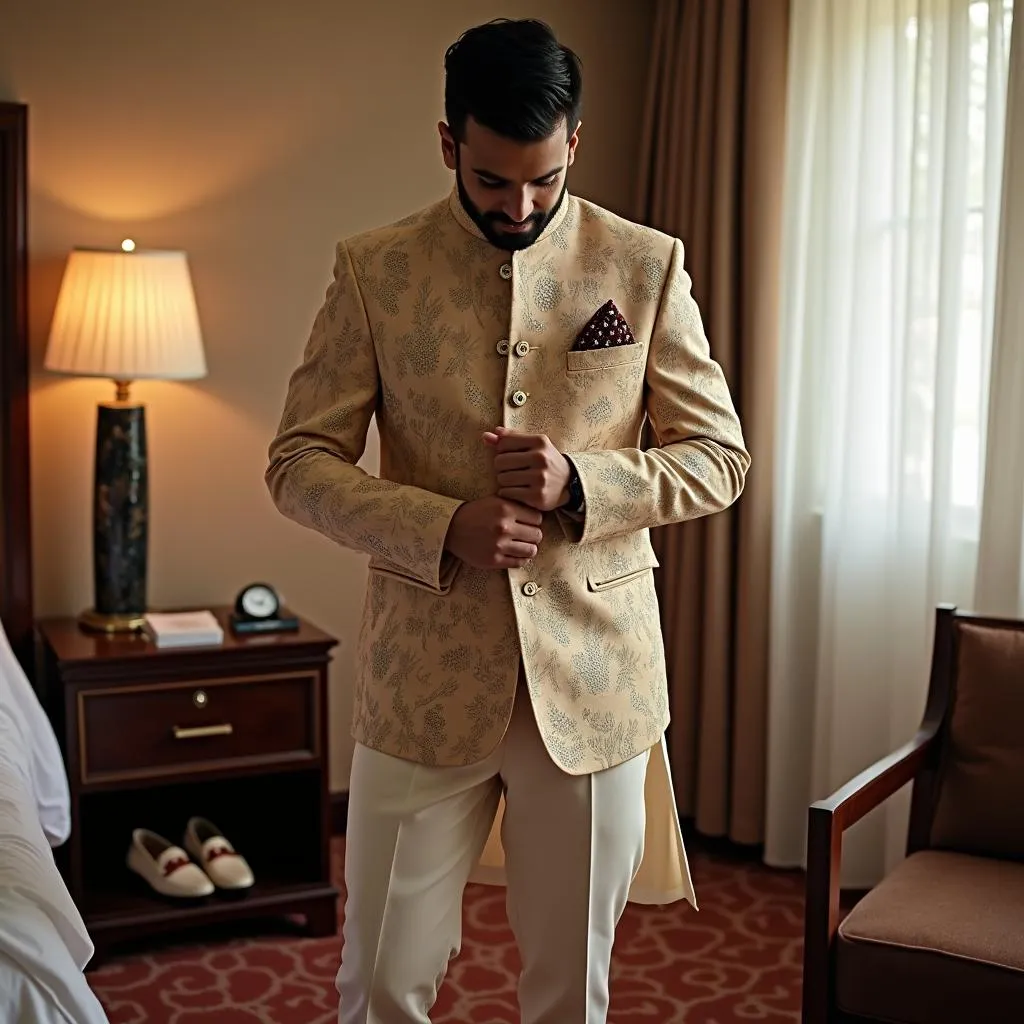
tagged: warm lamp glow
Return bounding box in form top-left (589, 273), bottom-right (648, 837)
top-left (44, 246), bottom-right (207, 382)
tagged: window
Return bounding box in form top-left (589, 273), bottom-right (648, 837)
top-left (899, 0), bottom-right (1014, 536)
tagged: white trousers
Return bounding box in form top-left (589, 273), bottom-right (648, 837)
top-left (336, 684), bottom-right (650, 1024)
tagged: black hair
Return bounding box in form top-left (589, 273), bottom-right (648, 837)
top-left (444, 19), bottom-right (582, 144)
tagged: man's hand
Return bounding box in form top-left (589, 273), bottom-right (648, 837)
top-left (483, 427), bottom-right (572, 512)
top-left (444, 495), bottom-right (544, 570)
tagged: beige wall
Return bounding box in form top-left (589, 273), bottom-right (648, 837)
top-left (0, 0), bottom-right (654, 791)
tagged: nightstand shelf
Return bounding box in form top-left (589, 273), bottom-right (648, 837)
top-left (81, 877), bottom-right (338, 936)
top-left (36, 607), bottom-right (339, 966)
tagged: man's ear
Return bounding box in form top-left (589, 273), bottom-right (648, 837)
top-left (567, 120), bottom-right (582, 167)
top-left (439, 121), bottom-right (457, 172)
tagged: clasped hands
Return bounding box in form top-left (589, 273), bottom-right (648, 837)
top-left (444, 427), bottom-right (571, 571)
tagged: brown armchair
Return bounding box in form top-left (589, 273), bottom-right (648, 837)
top-left (802, 604), bottom-right (1024, 1024)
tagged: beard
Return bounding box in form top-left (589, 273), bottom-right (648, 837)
top-left (456, 164), bottom-right (566, 252)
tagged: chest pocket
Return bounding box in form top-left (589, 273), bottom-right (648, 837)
top-left (566, 344), bottom-right (645, 373)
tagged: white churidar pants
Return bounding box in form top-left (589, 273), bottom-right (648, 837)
top-left (336, 684), bottom-right (651, 1024)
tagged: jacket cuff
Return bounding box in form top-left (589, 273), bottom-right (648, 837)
top-left (556, 453), bottom-right (589, 542)
top-left (418, 496), bottom-right (466, 591)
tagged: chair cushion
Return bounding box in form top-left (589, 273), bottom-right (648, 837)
top-left (837, 850), bottom-right (1024, 1023)
top-left (930, 621), bottom-right (1024, 859)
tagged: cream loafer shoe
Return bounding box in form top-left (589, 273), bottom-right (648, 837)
top-left (184, 817), bottom-right (254, 891)
top-left (127, 828), bottom-right (214, 898)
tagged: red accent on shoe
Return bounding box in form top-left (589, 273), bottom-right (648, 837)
top-left (162, 855), bottom-right (191, 876)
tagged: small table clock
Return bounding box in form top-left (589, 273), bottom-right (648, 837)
top-left (230, 582), bottom-right (299, 635)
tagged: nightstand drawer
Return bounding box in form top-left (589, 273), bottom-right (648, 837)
top-left (78, 672), bottom-right (318, 784)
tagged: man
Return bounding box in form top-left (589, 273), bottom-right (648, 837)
top-left (266, 17), bottom-right (749, 1024)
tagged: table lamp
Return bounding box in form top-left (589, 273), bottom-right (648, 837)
top-left (44, 240), bottom-right (207, 633)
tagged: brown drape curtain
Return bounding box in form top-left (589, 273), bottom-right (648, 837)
top-left (636, 0), bottom-right (789, 844)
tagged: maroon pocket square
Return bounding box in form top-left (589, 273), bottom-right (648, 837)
top-left (572, 299), bottom-right (636, 351)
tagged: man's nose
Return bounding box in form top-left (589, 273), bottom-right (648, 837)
top-left (504, 191), bottom-right (533, 223)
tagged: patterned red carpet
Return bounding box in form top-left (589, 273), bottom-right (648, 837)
top-left (87, 837), bottom-right (804, 1023)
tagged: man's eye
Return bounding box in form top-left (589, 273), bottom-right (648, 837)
top-left (538, 178), bottom-right (558, 188)
top-left (478, 179), bottom-right (505, 190)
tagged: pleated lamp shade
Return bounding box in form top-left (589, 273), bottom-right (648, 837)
top-left (44, 245), bottom-right (207, 381)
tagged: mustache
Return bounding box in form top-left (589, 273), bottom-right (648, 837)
top-left (485, 211), bottom-right (544, 227)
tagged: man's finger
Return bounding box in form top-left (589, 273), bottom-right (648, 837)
top-left (513, 524), bottom-right (544, 544)
top-left (498, 539), bottom-right (540, 560)
top-left (494, 452), bottom-right (541, 473)
top-left (483, 427), bottom-right (527, 445)
top-left (498, 486), bottom-right (534, 504)
top-left (499, 489), bottom-right (547, 516)
top-left (495, 470), bottom-right (536, 488)
top-left (495, 432), bottom-right (545, 454)
top-left (501, 496), bottom-right (544, 523)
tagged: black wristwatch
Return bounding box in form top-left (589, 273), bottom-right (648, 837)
top-left (563, 458), bottom-right (586, 514)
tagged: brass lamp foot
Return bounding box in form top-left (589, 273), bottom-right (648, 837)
top-left (79, 609), bottom-right (148, 634)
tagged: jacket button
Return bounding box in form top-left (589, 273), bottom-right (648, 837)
top-left (497, 340), bottom-right (510, 356)
top-left (510, 390), bottom-right (528, 407)
top-left (522, 581), bottom-right (539, 597)
top-left (514, 340), bottom-right (530, 357)
top-left (499, 263), bottom-right (513, 280)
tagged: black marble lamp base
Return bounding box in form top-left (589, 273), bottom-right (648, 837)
top-left (80, 400), bottom-right (149, 633)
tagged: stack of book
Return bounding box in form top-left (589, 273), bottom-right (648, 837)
top-left (143, 611), bottom-right (224, 649)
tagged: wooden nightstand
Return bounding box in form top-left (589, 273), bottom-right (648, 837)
top-left (36, 606), bottom-right (339, 965)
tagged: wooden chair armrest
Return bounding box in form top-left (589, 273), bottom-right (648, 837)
top-left (800, 726), bottom-right (939, 1023)
top-left (813, 726), bottom-right (938, 828)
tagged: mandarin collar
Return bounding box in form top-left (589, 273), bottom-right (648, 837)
top-left (447, 184), bottom-right (571, 250)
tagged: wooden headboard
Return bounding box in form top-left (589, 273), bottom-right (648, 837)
top-left (0, 102), bottom-right (34, 675)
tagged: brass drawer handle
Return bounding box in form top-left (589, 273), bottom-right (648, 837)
top-left (173, 723), bottom-right (234, 740)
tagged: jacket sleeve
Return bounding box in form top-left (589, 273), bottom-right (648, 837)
top-left (559, 237), bottom-right (750, 544)
top-left (265, 241), bottom-right (464, 592)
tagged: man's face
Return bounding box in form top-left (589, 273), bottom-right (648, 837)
top-left (440, 116), bottom-right (579, 251)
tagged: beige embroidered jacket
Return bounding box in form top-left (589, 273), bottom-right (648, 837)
top-left (266, 188), bottom-right (749, 779)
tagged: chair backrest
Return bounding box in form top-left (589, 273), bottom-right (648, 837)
top-left (907, 606), bottom-right (1024, 859)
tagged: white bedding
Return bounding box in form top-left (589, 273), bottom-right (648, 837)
top-left (0, 620), bottom-right (71, 849)
top-left (0, 619), bottom-right (110, 1024)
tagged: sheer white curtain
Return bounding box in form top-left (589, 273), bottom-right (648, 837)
top-left (977, 6), bottom-right (1024, 613)
top-left (766, 0), bottom-right (1015, 886)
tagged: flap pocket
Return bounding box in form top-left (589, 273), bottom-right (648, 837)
top-left (566, 344), bottom-right (645, 373)
top-left (368, 556), bottom-right (459, 596)
top-left (587, 550), bottom-right (660, 593)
